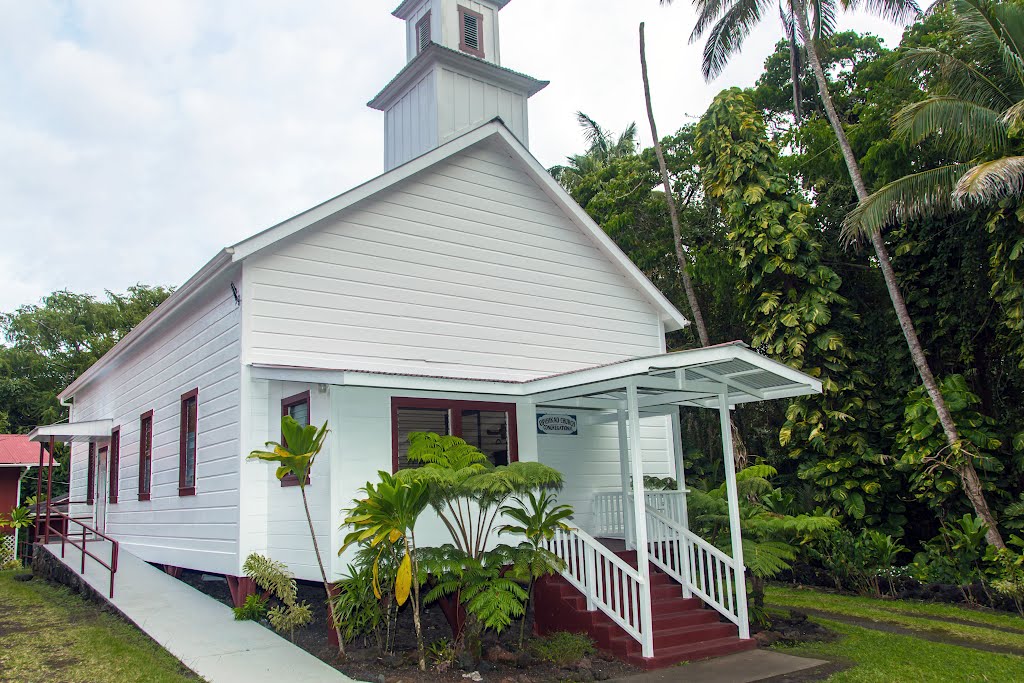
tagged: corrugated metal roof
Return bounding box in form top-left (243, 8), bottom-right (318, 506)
top-left (0, 434), bottom-right (54, 466)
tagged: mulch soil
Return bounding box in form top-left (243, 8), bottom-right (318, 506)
top-left (179, 569), bottom-right (642, 683)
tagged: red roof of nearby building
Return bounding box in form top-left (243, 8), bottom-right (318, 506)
top-left (0, 435), bottom-right (55, 466)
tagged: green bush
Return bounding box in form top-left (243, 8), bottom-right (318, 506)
top-left (232, 593), bottom-right (268, 621)
top-left (427, 637), bottom-right (456, 671)
top-left (530, 631), bottom-right (595, 666)
top-left (819, 528), bottom-right (907, 597)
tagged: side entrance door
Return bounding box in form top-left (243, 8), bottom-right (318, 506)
top-left (94, 446), bottom-right (108, 534)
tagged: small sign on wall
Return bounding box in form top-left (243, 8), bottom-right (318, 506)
top-left (537, 413), bottom-right (578, 436)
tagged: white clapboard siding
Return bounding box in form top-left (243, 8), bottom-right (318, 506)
top-left (67, 281), bottom-right (242, 575)
top-left (245, 138), bottom-right (665, 380)
top-left (536, 413), bottom-right (674, 536)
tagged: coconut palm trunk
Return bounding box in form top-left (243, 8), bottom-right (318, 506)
top-left (790, 0), bottom-right (1004, 548)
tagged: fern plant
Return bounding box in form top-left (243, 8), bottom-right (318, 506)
top-left (242, 553), bottom-right (313, 639)
top-left (233, 593), bottom-right (269, 621)
top-left (498, 490), bottom-right (573, 647)
top-left (687, 464), bottom-right (838, 626)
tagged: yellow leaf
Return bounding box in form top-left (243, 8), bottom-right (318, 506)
top-left (372, 556), bottom-right (382, 600)
top-left (395, 553), bottom-right (412, 606)
top-left (389, 529), bottom-right (402, 543)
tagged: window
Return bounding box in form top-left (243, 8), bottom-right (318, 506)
top-left (109, 427), bottom-right (120, 504)
top-left (280, 390), bottom-right (311, 487)
top-left (415, 12), bottom-right (431, 54)
top-left (179, 388), bottom-right (198, 496)
top-left (86, 442), bottom-right (96, 505)
top-left (139, 410), bottom-right (153, 501)
top-left (391, 397), bottom-right (516, 471)
top-left (458, 6), bottom-right (484, 58)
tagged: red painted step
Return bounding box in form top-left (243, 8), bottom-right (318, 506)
top-left (533, 548), bottom-right (753, 671)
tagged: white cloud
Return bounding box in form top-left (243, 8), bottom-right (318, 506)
top-left (0, 0), bottom-right (906, 313)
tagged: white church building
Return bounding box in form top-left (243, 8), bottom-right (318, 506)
top-left (31, 0), bottom-right (820, 667)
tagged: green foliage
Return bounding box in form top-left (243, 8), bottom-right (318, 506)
top-left (1, 558), bottom-right (22, 571)
top-left (426, 637), bottom-right (456, 671)
top-left (248, 416), bottom-right (328, 486)
top-left (641, 476), bottom-right (678, 491)
top-left (911, 515), bottom-right (990, 598)
top-left (241, 553), bottom-right (313, 637)
top-left (0, 506), bottom-right (33, 532)
top-left (895, 375), bottom-right (1005, 508)
top-left (818, 528), bottom-right (908, 597)
top-left (529, 631), bottom-right (595, 667)
top-left (331, 548), bottom-right (401, 651)
top-left (986, 536), bottom-right (1024, 616)
top-left (232, 594), bottom-right (269, 622)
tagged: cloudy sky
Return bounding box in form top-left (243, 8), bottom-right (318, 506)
top-left (0, 1), bottom-right (907, 313)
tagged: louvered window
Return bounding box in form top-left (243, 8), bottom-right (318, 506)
top-left (458, 6), bottom-right (484, 58)
top-left (415, 12), bottom-right (431, 54)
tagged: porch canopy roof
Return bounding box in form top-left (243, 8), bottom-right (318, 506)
top-left (28, 419), bottom-right (113, 444)
top-left (251, 341), bottom-right (822, 410)
top-left (525, 341), bottom-right (821, 413)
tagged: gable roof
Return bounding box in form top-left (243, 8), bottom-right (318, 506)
top-left (229, 119), bottom-right (689, 330)
top-left (61, 119), bottom-right (688, 400)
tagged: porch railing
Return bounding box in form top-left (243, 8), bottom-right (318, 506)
top-left (593, 489), bottom-right (687, 537)
top-left (540, 525), bottom-right (649, 651)
top-left (645, 508), bottom-right (746, 634)
top-left (42, 508), bottom-right (119, 598)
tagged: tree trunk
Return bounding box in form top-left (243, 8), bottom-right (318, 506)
top-left (639, 22), bottom-right (710, 348)
top-left (792, 0), bottom-right (1005, 548)
top-left (409, 532), bottom-right (426, 671)
top-left (789, 37), bottom-right (802, 123)
top-left (300, 485), bottom-right (347, 656)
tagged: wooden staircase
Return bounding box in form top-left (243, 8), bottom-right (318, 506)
top-left (533, 547), bottom-right (755, 670)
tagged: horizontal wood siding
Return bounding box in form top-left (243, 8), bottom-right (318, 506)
top-left (437, 67), bottom-right (527, 146)
top-left (67, 277), bottom-right (242, 574)
top-left (536, 412), bottom-right (674, 535)
top-left (245, 138), bottom-right (664, 380)
top-left (385, 70), bottom-right (438, 171)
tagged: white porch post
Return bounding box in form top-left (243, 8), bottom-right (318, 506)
top-left (617, 409), bottom-right (634, 548)
top-left (670, 410), bottom-right (692, 598)
top-left (627, 384), bottom-right (655, 658)
top-left (718, 393), bottom-right (750, 639)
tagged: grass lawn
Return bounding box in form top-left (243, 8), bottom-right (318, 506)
top-left (0, 569), bottom-right (198, 683)
top-left (766, 585), bottom-right (1024, 681)
top-left (767, 585), bottom-right (1024, 651)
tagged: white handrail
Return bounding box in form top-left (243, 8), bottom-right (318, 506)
top-left (645, 507), bottom-right (742, 627)
top-left (541, 526), bottom-right (647, 647)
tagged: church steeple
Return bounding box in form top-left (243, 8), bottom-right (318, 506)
top-left (369, 0), bottom-right (547, 171)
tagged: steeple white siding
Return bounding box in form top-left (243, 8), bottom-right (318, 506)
top-left (242, 138), bottom-right (666, 381)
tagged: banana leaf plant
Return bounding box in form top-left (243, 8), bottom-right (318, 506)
top-left (248, 416), bottom-right (344, 657)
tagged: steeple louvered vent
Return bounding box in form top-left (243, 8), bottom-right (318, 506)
top-left (416, 12), bottom-right (431, 53)
top-left (459, 6), bottom-right (484, 57)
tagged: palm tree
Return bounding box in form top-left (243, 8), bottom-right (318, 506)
top-left (549, 112), bottom-right (638, 190)
top-left (665, 0), bottom-right (1007, 547)
top-left (844, 0), bottom-right (1024, 229)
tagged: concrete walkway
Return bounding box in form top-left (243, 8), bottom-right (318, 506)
top-left (40, 541), bottom-right (356, 682)
top-left (609, 650), bottom-right (829, 683)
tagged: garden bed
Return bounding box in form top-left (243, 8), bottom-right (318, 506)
top-left (179, 569), bottom-right (640, 683)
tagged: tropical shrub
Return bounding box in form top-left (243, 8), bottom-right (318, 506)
top-left (248, 417), bottom-right (343, 654)
top-left (911, 515), bottom-right (990, 602)
top-left (242, 553), bottom-right (313, 638)
top-left (818, 528), bottom-right (908, 597)
top-left (498, 490), bottom-right (572, 647)
top-left (331, 549), bottom-right (400, 651)
top-left (342, 471), bottom-right (430, 669)
top-left (986, 536), bottom-right (1024, 616)
top-left (233, 594), bottom-right (269, 622)
top-left (530, 631), bottom-right (595, 666)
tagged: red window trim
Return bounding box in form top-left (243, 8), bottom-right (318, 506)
top-left (138, 410), bottom-right (153, 501)
top-left (390, 397), bottom-right (517, 472)
top-left (86, 442), bottom-right (96, 505)
top-left (109, 427), bottom-right (120, 504)
top-left (457, 5), bottom-right (484, 58)
top-left (179, 387), bottom-right (199, 496)
top-left (415, 11), bottom-right (431, 54)
top-left (280, 390), bottom-right (312, 487)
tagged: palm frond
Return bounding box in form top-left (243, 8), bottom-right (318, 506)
top-left (701, 0), bottom-right (776, 80)
top-left (813, 0), bottom-right (838, 40)
top-left (892, 48), bottom-right (1016, 110)
top-left (842, 164), bottom-right (969, 238)
top-left (680, 0), bottom-right (734, 43)
top-left (893, 96), bottom-right (1010, 158)
top-left (842, 0), bottom-right (921, 25)
top-left (953, 155), bottom-right (1024, 203)
top-left (952, 0), bottom-right (1024, 85)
